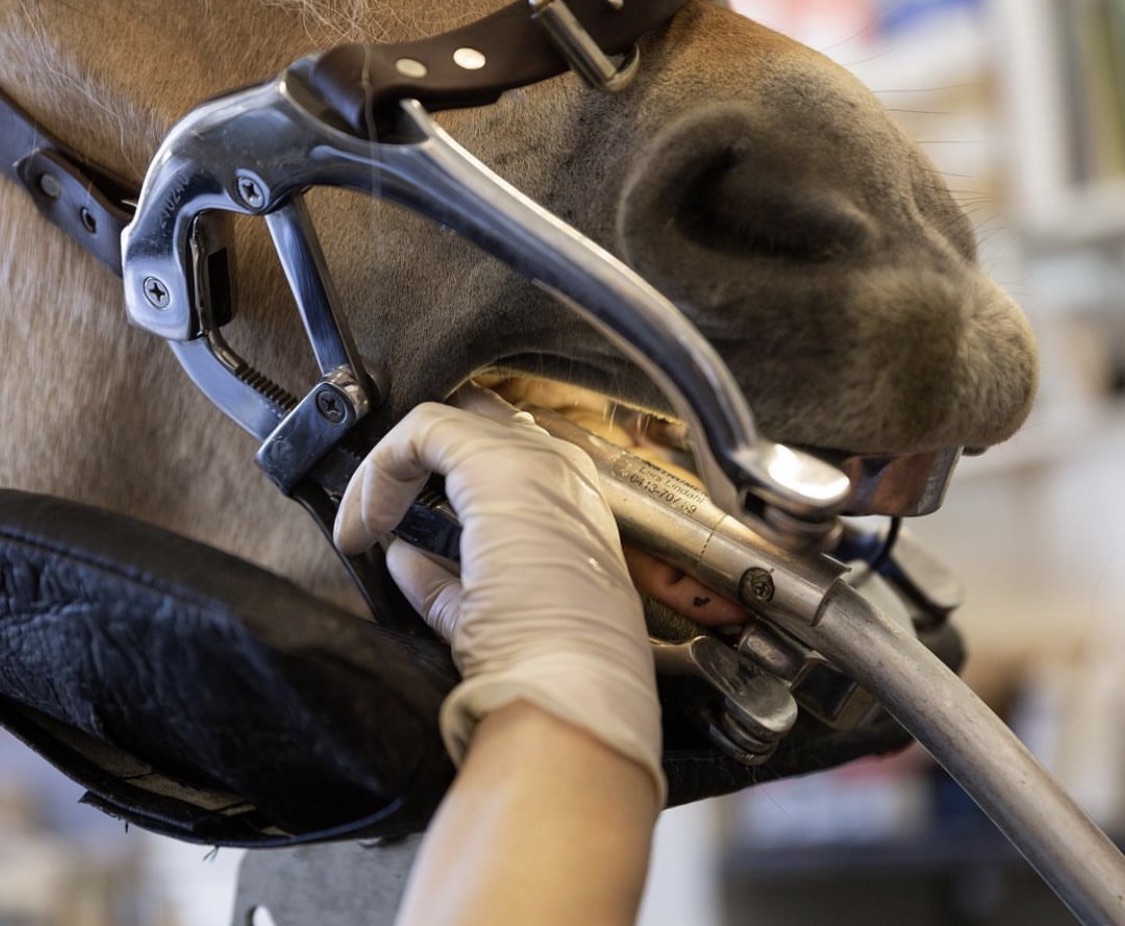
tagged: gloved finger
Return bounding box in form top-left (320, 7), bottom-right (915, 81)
top-left (339, 399), bottom-right (584, 556)
top-left (334, 460), bottom-right (428, 556)
top-left (335, 389), bottom-right (541, 557)
top-left (452, 380), bottom-right (543, 432)
top-left (335, 397), bottom-right (604, 556)
top-left (333, 403), bottom-right (454, 554)
top-left (386, 538), bottom-right (463, 643)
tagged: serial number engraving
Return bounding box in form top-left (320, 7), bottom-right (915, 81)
top-left (617, 460), bottom-right (709, 516)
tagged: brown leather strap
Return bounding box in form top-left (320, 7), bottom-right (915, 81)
top-left (308, 0), bottom-right (691, 136)
top-left (0, 88), bottom-right (138, 275)
top-left (0, 1), bottom-right (690, 268)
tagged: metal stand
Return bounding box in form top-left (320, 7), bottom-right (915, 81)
top-left (230, 836), bottom-right (422, 926)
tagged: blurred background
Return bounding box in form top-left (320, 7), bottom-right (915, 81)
top-left (2, 0), bottom-right (1124, 923)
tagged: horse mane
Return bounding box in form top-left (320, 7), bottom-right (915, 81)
top-left (258, 0), bottom-right (499, 42)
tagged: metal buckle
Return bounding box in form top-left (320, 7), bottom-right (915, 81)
top-left (529, 0), bottom-right (641, 93)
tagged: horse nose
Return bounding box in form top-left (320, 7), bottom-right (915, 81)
top-left (615, 103), bottom-right (875, 292)
top-left (611, 102), bottom-right (1039, 456)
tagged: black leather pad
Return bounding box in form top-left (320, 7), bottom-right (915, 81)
top-left (0, 490), bottom-right (457, 846)
top-left (0, 490), bottom-right (920, 846)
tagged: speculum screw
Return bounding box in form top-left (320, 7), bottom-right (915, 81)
top-left (143, 276), bottom-right (170, 309)
top-left (316, 390), bottom-right (346, 424)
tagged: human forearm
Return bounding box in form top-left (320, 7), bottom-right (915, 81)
top-left (395, 700), bottom-right (659, 926)
top-left (336, 387), bottom-right (664, 924)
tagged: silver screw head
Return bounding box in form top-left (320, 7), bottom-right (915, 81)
top-left (742, 568), bottom-right (775, 604)
top-left (236, 173), bottom-right (266, 209)
top-left (315, 389), bottom-right (347, 424)
top-left (142, 276), bottom-right (171, 309)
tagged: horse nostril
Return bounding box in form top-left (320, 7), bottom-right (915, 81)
top-left (674, 152), bottom-right (872, 263)
top-left (617, 104), bottom-right (877, 281)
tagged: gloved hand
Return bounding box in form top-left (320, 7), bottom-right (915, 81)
top-left (334, 383), bottom-right (665, 805)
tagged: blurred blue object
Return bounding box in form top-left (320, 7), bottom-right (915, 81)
top-left (876, 0), bottom-right (982, 36)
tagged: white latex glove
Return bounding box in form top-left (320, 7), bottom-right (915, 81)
top-left (334, 383), bottom-right (665, 805)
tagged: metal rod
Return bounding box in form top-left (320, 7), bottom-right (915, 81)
top-left (531, 407), bottom-right (1125, 922)
top-left (769, 586), bottom-right (1125, 925)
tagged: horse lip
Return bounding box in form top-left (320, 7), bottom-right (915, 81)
top-left (812, 446), bottom-right (964, 518)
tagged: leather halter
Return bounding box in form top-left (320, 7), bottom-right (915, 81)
top-left (0, 91), bottom-right (135, 273)
top-left (309, 0), bottom-right (692, 132)
top-left (0, 0), bottom-right (689, 277)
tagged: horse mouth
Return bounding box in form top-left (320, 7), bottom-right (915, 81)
top-left (475, 371), bottom-right (961, 521)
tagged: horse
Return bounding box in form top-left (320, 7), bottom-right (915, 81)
top-left (0, 0), bottom-right (1038, 601)
top-left (0, 0), bottom-right (1040, 845)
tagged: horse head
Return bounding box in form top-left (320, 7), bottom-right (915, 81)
top-left (0, 0), bottom-right (1037, 589)
top-left (327, 2), bottom-right (1038, 461)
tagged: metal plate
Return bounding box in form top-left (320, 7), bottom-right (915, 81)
top-left (231, 837), bottom-right (422, 926)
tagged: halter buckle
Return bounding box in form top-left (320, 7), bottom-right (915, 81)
top-left (530, 0), bottom-right (640, 93)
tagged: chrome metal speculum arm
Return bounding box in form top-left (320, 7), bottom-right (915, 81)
top-left (120, 57), bottom-right (849, 549)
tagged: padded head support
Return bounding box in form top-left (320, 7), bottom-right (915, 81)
top-left (0, 489), bottom-right (457, 845)
top-left (0, 490), bottom-right (918, 845)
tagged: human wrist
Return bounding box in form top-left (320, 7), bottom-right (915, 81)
top-left (440, 658), bottom-right (666, 809)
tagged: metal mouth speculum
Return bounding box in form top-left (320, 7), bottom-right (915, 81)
top-left (120, 56), bottom-right (856, 553)
top-left (118, 46), bottom-right (966, 767)
top-left (120, 37), bottom-right (967, 550)
top-left (112, 19), bottom-right (1125, 920)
